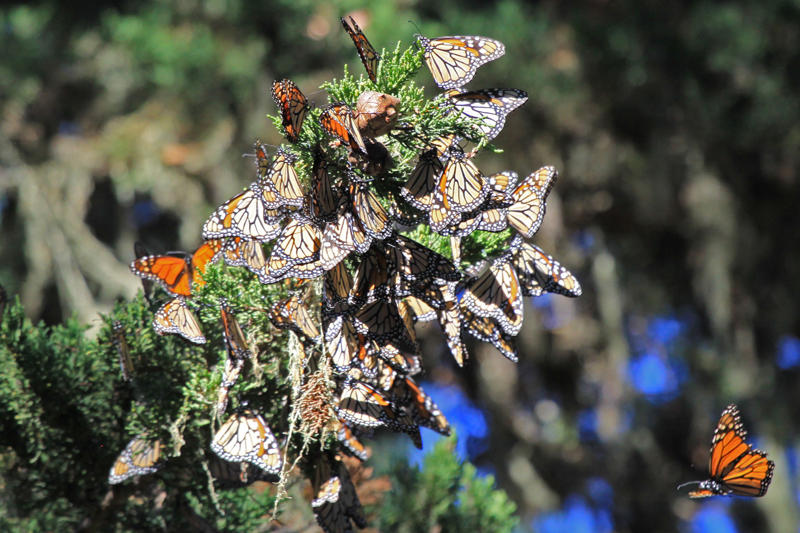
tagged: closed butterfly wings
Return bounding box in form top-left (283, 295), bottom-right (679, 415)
top-left (418, 35), bottom-right (505, 89)
top-left (272, 78), bottom-right (308, 143)
top-left (684, 405), bottom-right (774, 498)
top-left (320, 103), bottom-right (367, 154)
top-left (341, 16), bottom-right (380, 83)
top-left (507, 166), bottom-right (557, 239)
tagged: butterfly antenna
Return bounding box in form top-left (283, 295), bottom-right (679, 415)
top-left (676, 480), bottom-right (701, 491)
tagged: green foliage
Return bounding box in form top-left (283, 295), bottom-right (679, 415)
top-left (377, 436), bottom-right (517, 533)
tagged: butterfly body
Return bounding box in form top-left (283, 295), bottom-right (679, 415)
top-left (683, 404), bottom-right (775, 498)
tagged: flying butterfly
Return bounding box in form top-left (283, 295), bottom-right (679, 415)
top-left (211, 409), bottom-right (283, 477)
top-left (320, 103), bottom-right (368, 154)
top-left (272, 78), bottom-right (308, 143)
top-left (445, 88), bottom-right (527, 140)
top-left (262, 148), bottom-right (305, 209)
top-left (108, 437), bottom-right (162, 484)
top-left (153, 297), bottom-right (206, 344)
top-left (417, 35), bottom-right (505, 89)
top-left (506, 166), bottom-right (557, 238)
top-left (130, 241), bottom-right (220, 298)
top-left (341, 16), bottom-right (380, 82)
top-left (680, 405), bottom-right (774, 498)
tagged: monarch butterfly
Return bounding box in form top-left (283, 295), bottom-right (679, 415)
top-left (133, 242), bottom-right (156, 303)
top-left (221, 237), bottom-right (267, 277)
top-left (341, 16), bottom-right (380, 83)
top-left (401, 148), bottom-right (443, 212)
top-left (335, 417), bottom-right (370, 461)
top-left (262, 148), bottom-right (305, 209)
top-left (310, 149), bottom-right (340, 223)
top-left (270, 294), bottom-right (321, 341)
top-left (322, 261), bottom-right (354, 316)
top-left (112, 321), bottom-right (134, 381)
top-left (216, 354), bottom-right (244, 417)
top-left (312, 462), bottom-right (368, 533)
top-left (445, 88), bottom-right (527, 140)
top-left (349, 246), bottom-right (392, 306)
top-left (325, 316), bottom-right (359, 374)
top-left (207, 454), bottom-right (275, 489)
top-left (506, 166), bottom-right (557, 238)
top-left (130, 241), bottom-right (219, 298)
top-left (220, 300), bottom-right (252, 360)
top-left (211, 409), bottom-right (283, 477)
top-left (680, 405), bottom-right (774, 498)
top-left (320, 103), bottom-right (367, 154)
top-left (475, 171), bottom-right (518, 232)
top-left (392, 377), bottom-right (451, 436)
top-left (272, 78), bottom-right (308, 143)
top-left (386, 235), bottom-right (461, 284)
top-left (350, 181), bottom-right (393, 240)
top-left (462, 307), bottom-right (518, 362)
top-left (202, 182), bottom-right (284, 242)
top-left (266, 217), bottom-right (324, 280)
top-left (354, 300), bottom-right (417, 353)
top-left (335, 378), bottom-right (395, 429)
top-left (400, 293), bottom-right (438, 323)
top-left (417, 35), bottom-right (505, 89)
top-left (436, 285), bottom-right (469, 366)
top-left (511, 238), bottom-right (582, 297)
top-left (153, 297), bottom-right (206, 344)
top-left (321, 210), bottom-right (371, 271)
top-left (431, 147), bottom-right (487, 231)
top-left (460, 257), bottom-right (524, 335)
top-left (108, 437), bottom-right (162, 484)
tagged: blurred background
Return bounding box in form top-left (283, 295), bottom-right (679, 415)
top-left (2, 0), bottom-right (799, 531)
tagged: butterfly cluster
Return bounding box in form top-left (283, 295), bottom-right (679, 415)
top-left (113, 18), bottom-right (586, 532)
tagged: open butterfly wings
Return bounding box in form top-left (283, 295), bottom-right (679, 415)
top-left (418, 35), bottom-right (505, 89)
top-left (685, 405), bottom-right (774, 498)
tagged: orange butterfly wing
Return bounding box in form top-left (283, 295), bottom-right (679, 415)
top-left (272, 79), bottom-right (308, 143)
top-left (131, 255), bottom-right (192, 297)
top-left (341, 16), bottom-right (380, 82)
